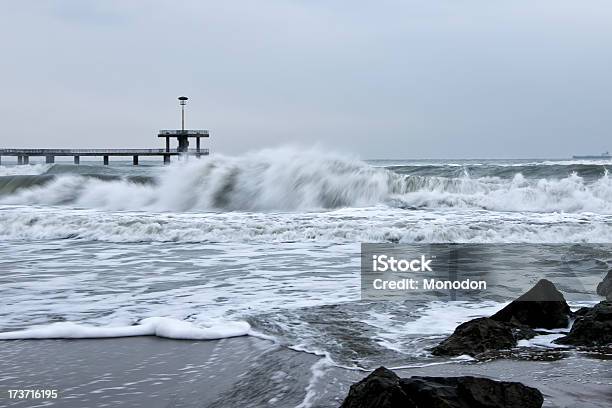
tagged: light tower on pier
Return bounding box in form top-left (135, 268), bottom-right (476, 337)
top-left (179, 96), bottom-right (188, 132)
top-left (158, 96), bottom-right (210, 158)
top-left (177, 96), bottom-right (189, 151)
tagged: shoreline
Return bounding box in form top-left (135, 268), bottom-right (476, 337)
top-left (0, 336), bottom-right (319, 408)
top-left (1, 336), bottom-right (610, 407)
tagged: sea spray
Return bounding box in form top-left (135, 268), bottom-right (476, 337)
top-left (0, 147), bottom-right (611, 213)
top-left (0, 148), bottom-right (397, 211)
top-left (0, 163), bottom-right (52, 177)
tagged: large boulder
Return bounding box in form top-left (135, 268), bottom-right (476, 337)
top-left (555, 301), bottom-right (612, 347)
top-left (340, 366), bottom-right (544, 408)
top-left (339, 366), bottom-right (411, 408)
top-left (431, 317), bottom-right (535, 357)
top-left (490, 279), bottom-right (571, 329)
top-left (596, 270), bottom-right (612, 300)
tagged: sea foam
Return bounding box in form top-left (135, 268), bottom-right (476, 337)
top-left (1, 205), bottom-right (611, 243)
top-left (0, 164), bottom-right (51, 177)
top-left (0, 317), bottom-right (252, 340)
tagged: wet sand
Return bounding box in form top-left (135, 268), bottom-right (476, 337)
top-left (0, 337), bottom-right (319, 408)
top-left (1, 338), bottom-right (611, 407)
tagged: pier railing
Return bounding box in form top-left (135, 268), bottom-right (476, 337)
top-left (158, 130), bottom-right (209, 136)
top-left (0, 148), bottom-right (209, 155)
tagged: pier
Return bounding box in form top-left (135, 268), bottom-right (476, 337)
top-left (0, 96), bottom-right (210, 165)
top-left (0, 148), bottom-right (209, 166)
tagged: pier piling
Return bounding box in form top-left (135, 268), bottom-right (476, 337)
top-left (103, 156), bottom-right (109, 165)
top-left (17, 156), bottom-right (23, 165)
top-left (74, 156), bottom-right (80, 165)
top-left (133, 155), bottom-right (139, 165)
top-left (46, 156), bottom-right (55, 164)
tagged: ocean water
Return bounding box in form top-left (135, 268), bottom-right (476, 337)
top-left (1, 148), bottom-right (611, 406)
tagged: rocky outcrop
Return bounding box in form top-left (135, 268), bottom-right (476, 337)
top-left (490, 279), bottom-right (571, 329)
top-left (596, 270), bottom-right (612, 300)
top-left (340, 366), bottom-right (544, 408)
top-left (431, 317), bottom-right (535, 357)
top-left (431, 280), bottom-right (570, 357)
top-left (572, 306), bottom-right (592, 318)
top-left (339, 366), bottom-right (410, 408)
top-left (555, 301), bottom-right (612, 347)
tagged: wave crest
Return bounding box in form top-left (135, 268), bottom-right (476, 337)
top-left (1, 149), bottom-right (395, 211)
top-left (0, 148), bottom-right (611, 213)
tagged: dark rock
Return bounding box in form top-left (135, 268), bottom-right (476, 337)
top-left (490, 279), bottom-right (571, 329)
top-left (572, 306), bottom-right (592, 318)
top-left (339, 367), bottom-right (409, 408)
top-left (596, 269), bottom-right (612, 300)
top-left (431, 317), bottom-right (535, 357)
top-left (400, 377), bottom-right (544, 408)
top-left (340, 366), bottom-right (544, 408)
top-left (555, 301), bottom-right (612, 347)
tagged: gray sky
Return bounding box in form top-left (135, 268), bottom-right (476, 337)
top-left (1, 0), bottom-right (611, 159)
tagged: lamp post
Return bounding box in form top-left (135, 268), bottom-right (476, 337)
top-left (178, 96), bottom-right (188, 132)
top-left (177, 96), bottom-right (189, 152)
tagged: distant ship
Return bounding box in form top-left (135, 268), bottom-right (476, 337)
top-left (572, 151), bottom-right (611, 159)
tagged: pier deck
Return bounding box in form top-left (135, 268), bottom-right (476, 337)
top-left (0, 148), bottom-right (209, 165)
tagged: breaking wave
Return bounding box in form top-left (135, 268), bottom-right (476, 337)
top-left (0, 148), bottom-right (611, 213)
top-left (0, 163), bottom-right (51, 177)
top-left (1, 205), bottom-right (611, 243)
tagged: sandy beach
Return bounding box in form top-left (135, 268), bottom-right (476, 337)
top-left (1, 336), bottom-right (610, 407)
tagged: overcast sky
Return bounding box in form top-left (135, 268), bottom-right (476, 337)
top-left (1, 1), bottom-right (611, 158)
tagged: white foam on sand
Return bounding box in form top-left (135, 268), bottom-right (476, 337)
top-left (0, 317), bottom-right (252, 341)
